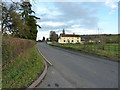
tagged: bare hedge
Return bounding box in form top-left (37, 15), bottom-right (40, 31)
top-left (2, 36), bottom-right (36, 65)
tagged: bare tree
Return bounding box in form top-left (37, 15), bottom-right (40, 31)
top-left (49, 31), bottom-right (58, 42)
top-left (99, 35), bottom-right (107, 50)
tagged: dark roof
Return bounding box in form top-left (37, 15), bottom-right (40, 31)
top-left (60, 34), bottom-right (80, 37)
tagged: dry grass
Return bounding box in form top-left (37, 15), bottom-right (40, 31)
top-left (2, 36), bottom-right (36, 65)
top-left (2, 36), bottom-right (45, 88)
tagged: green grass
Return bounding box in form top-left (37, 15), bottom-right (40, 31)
top-left (2, 45), bottom-right (45, 88)
top-left (49, 43), bottom-right (120, 60)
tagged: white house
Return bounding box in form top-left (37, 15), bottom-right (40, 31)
top-left (58, 30), bottom-right (81, 43)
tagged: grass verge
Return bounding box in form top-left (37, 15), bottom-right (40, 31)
top-left (48, 43), bottom-right (120, 61)
top-left (2, 45), bottom-right (45, 88)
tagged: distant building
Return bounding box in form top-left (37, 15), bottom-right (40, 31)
top-left (58, 29), bottom-right (81, 43)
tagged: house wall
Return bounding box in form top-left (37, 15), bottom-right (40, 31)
top-left (58, 37), bottom-right (81, 43)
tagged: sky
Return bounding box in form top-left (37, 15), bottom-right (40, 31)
top-left (30, 0), bottom-right (119, 40)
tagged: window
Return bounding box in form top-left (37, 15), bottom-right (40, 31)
top-left (72, 40), bottom-right (74, 42)
top-left (77, 37), bottom-right (79, 39)
top-left (64, 40), bottom-right (65, 42)
top-left (77, 40), bottom-right (79, 42)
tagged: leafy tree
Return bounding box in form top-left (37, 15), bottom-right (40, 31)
top-left (19, 1), bottom-right (41, 40)
top-left (2, 1), bottom-right (41, 40)
top-left (2, 2), bottom-right (24, 35)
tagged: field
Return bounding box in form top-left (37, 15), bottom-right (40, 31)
top-left (49, 43), bottom-right (120, 61)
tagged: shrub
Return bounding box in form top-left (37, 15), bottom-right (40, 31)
top-left (2, 36), bottom-right (36, 65)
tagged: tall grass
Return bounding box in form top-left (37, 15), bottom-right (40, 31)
top-left (2, 36), bottom-right (45, 88)
top-left (2, 36), bottom-right (36, 65)
top-left (2, 46), bottom-right (45, 88)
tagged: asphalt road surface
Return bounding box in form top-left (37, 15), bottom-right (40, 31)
top-left (36, 42), bottom-right (118, 88)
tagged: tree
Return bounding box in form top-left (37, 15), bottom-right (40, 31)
top-left (96, 35), bottom-right (107, 50)
top-left (46, 38), bottom-right (49, 41)
top-left (2, 2), bottom-right (27, 36)
top-left (20, 2), bottom-right (34, 19)
top-left (49, 31), bottom-right (58, 42)
top-left (19, 1), bottom-right (41, 40)
top-left (2, 1), bottom-right (41, 40)
top-left (0, 2), bottom-right (2, 23)
top-left (42, 37), bottom-right (45, 42)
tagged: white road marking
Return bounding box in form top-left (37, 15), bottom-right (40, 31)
top-left (37, 48), bottom-right (53, 66)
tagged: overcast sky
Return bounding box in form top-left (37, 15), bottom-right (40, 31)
top-left (31, 0), bottom-right (118, 40)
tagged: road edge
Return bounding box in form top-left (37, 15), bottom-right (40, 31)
top-left (48, 44), bottom-right (119, 62)
top-left (27, 47), bottom-right (52, 89)
top-left (38, 48), bottom-right (53, 66)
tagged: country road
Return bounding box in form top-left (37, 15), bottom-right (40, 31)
top-left (36, 42), bottom-right (118, 88)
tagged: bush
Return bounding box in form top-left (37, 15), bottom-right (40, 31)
top-left (2, 36), bottom-right (36, 65)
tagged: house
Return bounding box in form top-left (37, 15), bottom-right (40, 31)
top-left (58, 29), bottom-right (81, 43)
top-left (81, 35), bottom-right (101, 43)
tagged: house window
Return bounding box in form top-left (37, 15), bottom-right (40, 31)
top-left (72, 40), bottom-right (74, 42)
top-left (64, 40), bottom-right (65, 42)
top-left (77, 40), bottom-right (79, 42)
top-left (77, 37), bottom-right (79, 39)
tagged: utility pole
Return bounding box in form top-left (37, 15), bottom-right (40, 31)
top-left (98, 28), bottom-right (100, 43)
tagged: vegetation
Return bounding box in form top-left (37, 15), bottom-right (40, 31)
top-left (42, 36), bottom-right (45, 42)
top-left (2, 37), bottom-right (45, 88)
top-left (1, 1), bottom-right (44, 89)
top-left (81, 34), bottom-right (119, 43)
top-left (48, 43), bottom-right (120, 61)
top-left (81, 34), bottom-right (119, 50)
top-left (2, 1), bottom-right (40, 40)
top-left (2, 36), bottom-right (35, 65)
top-left (49, 31), bottom-right (58, 42)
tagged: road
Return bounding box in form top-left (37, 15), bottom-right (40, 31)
top-left (36, 42), bottom-right (118, 88)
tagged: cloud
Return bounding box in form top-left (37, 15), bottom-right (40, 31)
top-left (38, 22), bottom-right (64, 27)
top-left (35, 2), bottom-right (101, 40)
top-left (33, 1), bottom-right (118, 40)
top-left (36, 2), bottom-right (99, 30)
top-left (37, 30), bottom-right (50, 40)
top-left (105, 0), bottom-right (118, 8)
top-left (67, 28), bottom-right (98, 35)
top-left (37, 21), bottom-right (74, 31)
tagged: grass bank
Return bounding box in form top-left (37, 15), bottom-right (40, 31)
top-left (2, 36), bottom-right (45, 88)
top-left (2, 36), bottom-right (35, 65)
top-left (48, 43), bottom-right (120, 61)
top-left (2, 45), bottom-right (45, 88)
